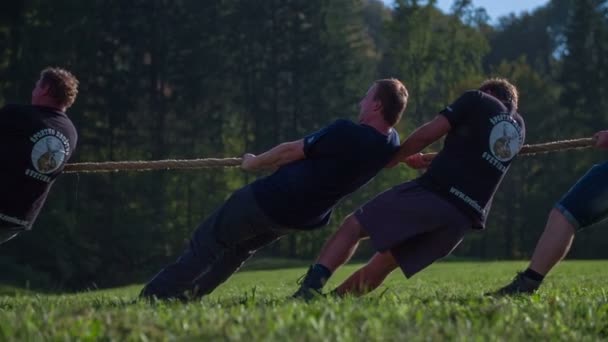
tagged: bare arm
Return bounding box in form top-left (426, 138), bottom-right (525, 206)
top-left (388, 115), bottom-right (452, 167)
top-left (241, 139), bottom-right (305, 171)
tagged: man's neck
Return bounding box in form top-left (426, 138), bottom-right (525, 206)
top-left (360, 116), bottom-right (392, 135)
top-left (32, 99), bottom-right (66, 113)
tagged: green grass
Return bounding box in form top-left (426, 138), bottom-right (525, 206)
top-left (2, 261), bottom-right (608, 341)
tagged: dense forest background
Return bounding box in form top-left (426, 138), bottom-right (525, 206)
top-left (1, 0), bottom-right (607, 290)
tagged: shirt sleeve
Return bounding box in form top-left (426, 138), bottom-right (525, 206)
top-left (303, 119), bottom-right (353, 158)
top-left (439, 90), bottom-right (481, 127)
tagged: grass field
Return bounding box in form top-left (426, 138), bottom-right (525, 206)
top-left (2, 261), bottom-right (608, 341)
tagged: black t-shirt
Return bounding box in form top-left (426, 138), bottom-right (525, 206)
top-left (251, 119), bottom-right (400, 229)
top-left (0, 104), bottom-right (78, 230)
top-left (417, 90), bottom-right (526, 228)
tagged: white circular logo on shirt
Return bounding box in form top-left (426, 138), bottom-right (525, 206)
top-left (489, 121), bottom-right (522, 162)
top-left (31, 135), bottom-right (67, 174)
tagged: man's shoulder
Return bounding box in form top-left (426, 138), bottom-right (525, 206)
top-left (1, 104), bottom-right (62, 120)
top-left (321, 119), bottom-right (360, 136)
top-left (1, 103), bottom-right (31, 113)
top-left (330, 118), bottom-right (357, 128)
top-left (458, 90), bottom-right (489, 106)
top-left (456, 90), bottom-right (508, 116)
top-left (0, 104), bottom-right (34, 126)
top-left (463, 89), bottom-right (484, 97)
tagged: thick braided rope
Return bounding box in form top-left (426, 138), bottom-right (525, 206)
top-left (63, 137), bottom-right (595, 174)
top-left (519, 137), bottom-right (595, 155)
top-left (64, 158), bottom-right (242, 173)
top-left (416, 137), bottom-right (595, 159)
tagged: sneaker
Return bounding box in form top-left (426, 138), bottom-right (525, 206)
top-left (489, 272), bottom-right (542, 296)
top-left (291, 266), bottom-right (326, 301)
top-left (292, 285), bottom-right (324, 301)
top-left (139, 285), bottom-right (189, 302)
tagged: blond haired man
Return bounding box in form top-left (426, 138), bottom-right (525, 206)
top-left (141, 79), bottom-right (408, 301)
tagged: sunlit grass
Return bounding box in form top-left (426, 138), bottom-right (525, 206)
top-left (1, 261), bottom-right (608, 341)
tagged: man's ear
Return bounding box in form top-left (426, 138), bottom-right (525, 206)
top-left (374, 101), bottom-right (382, 112)
top-left (40, 82), bottom-right (51, 96)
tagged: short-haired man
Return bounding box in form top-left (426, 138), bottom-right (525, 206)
top-left (293, 78), bottom-right (525, 298)
top-left (0, 67), bottom-right (79, 244)
top-left (491, 130), bottom-right (608, 295)
top-left (140, 79), bottom-right (409, 301)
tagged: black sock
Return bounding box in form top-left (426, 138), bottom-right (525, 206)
top-left (306, 263), bottom-right (332, 290)
top-left (523, 268), bottom-right (545, 282)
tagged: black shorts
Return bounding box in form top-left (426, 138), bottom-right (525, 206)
top-left (355, 181), bottom-right (472, 278)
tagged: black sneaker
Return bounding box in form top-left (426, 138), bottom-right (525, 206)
top-left (139, 285), bottom-right (189, 303)
top-left (292, 285), bottom-right (324, 301)
top-left (489, 272), bottom-right (542, 296)
top-left (291, 266), bottom-right (325, 301)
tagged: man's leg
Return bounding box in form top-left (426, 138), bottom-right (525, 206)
top-left (293, 181), bottom-right (468, 299)
top-left (140, 208), bottom-right (240, 300)
top-left (292, 214), bottom-right (367, 299)
top-left (333, 252), bottom-right (398, 297)
top-left (317, 214), bottom-right (368, 271)
top-left (334, 217), bottom-right (468, 297)
top-left (140, 186), bottom-right (279, 300)
top-left (191, 232), bottom-right (282, 298)
top-left (492, 163), bottom-right (608, 295)
top-left (528, 209), bottom-right (576, 275)
top-left (491, 210), bottom-right (575, 296)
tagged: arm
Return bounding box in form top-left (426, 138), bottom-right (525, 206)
top-left (241, 139), bottom-right (305, 171)
top-left (388, 115), bottom-right (452, 167)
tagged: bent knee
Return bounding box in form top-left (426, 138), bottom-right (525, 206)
top-left (342, 214), bottom-right (368, 239)
top-left (549, 208), bottom-right (578, 233)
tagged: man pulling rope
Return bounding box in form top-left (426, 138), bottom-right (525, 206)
top-left (0, 68), bottom-right (79, 245)
top-left (140, 79), bottom-right (409, 301)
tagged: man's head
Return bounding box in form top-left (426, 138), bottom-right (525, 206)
top-left (32, 67), bottom-right (79, 111)
top-left (359, 78), bottom-right (408, 127)
top-left (479, 78), bottom-right (518, 111)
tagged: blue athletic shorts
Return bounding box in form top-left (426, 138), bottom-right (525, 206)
top-left (555, 162), bottom-right (608, 230)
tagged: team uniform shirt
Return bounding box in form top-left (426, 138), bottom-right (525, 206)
top-left (0, 104), bottom-right (78, 230)
top-left (251, 119), bottom-right (400, 229)
top-left (417, 90), bottom-right (526, 229)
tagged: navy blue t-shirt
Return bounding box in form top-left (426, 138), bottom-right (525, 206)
top-left (0, 104), bottom-right (78, 230)
top-left (251, 119), bottom-right (400, 229)
top-left (417, 90), bottom-right (526, 229)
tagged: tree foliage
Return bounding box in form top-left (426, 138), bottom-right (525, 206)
top-left (1, 0), bottom-right (607, 289)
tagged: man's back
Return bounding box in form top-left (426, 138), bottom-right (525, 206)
top-left (251, 119), bottom-right (399, 229)
top-left (418, 90), bottom-right (526, 228)
top-left (0, 104), bottom-right (78, 229)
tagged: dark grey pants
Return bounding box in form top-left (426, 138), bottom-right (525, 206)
top-left (141, 185), bottom-right (287, 300)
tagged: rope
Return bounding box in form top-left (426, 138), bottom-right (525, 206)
top-left (64, 158), bottom-right (242, 173)
top-left (519, 137), bottom-right (595, 155)
top-left (413, 137), bottom-right (595, 159)
top-left (63, 137), bottom-right (596, 174)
